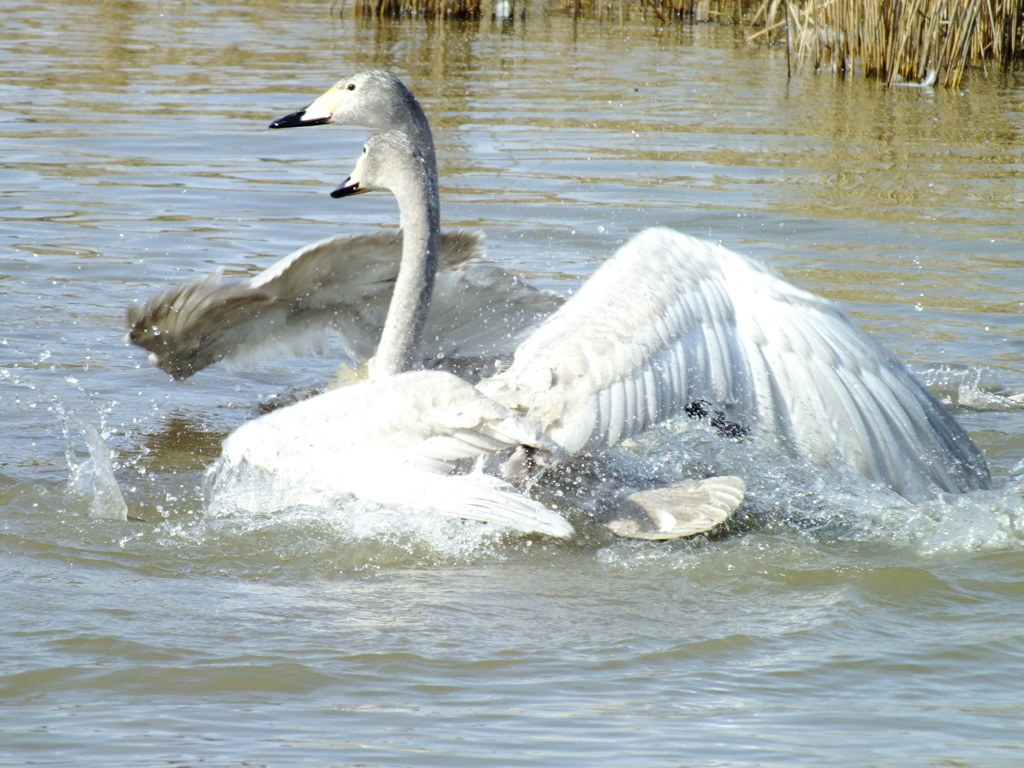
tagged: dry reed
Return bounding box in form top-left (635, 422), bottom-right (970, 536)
top-left (748, 0), bottom-right (1024, 87)
top-left (336, 0), bottom-right (1022, 87)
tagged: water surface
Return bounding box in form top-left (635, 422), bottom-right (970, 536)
top-left (2, 1), bottom-right (1024, 766)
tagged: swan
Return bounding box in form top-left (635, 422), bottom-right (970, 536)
top-left (127, 70), bottom-right (561, 381)
top-left (210, 131), bottom-right (990, 541)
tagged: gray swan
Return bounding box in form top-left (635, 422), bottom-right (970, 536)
top-left (127, 71), bottom-right (561, 382)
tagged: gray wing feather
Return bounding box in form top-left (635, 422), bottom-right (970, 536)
top-left (126, 230), bottom-right (558, 380)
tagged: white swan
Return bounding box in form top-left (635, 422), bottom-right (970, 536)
top-left (128, 70), bottom-right (561, 380)
top-left (210, 131), bottom-right (989, 540)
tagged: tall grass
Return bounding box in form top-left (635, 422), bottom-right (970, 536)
top-left (338, 0), bottom-right (1022, 87)
top-left (748, 0), bottom-right (1024, 87)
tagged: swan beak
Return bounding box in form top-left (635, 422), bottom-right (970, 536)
top-left (269, 85), bottom-right (343, 129)
top-left (268, 103), bottom-right (331, 129)
top-left (330, 177), bottom-right (366, 199)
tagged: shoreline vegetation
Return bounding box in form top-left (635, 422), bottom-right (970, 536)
top-left (339, 0), bottom-right (1023, 88)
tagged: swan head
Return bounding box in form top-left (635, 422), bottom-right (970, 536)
top-left (329, 131), bottom-right (429, 200)
top-left (269, 70), bottom-right (423, 132)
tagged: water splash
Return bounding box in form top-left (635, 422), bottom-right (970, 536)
top-left (57, 401), bottom-right (128, 521)
top-left (0, 367), bottom-right (127, 521)
top-left (595, 417), bottom-right (1024, 556)
top-left (197, 456), bottom-right (540, 572)
top-left (182, 400), bottom-right (1024, 568)
top-left (914, 363), bottom-right (1024, 411)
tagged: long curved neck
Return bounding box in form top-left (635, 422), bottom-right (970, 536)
top-left (365, 74), bottom-right (437, 182)
top-left (392, 91), bottom-right (437, 181)
top-left (370, 158), bottom-right (440, 379)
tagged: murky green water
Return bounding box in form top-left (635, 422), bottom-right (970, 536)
top-left (3, 1), bottom-right (1024, 766)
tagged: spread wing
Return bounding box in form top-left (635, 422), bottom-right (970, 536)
top-left (479, 228), bottom-right (989, 498)
top-left (127, 230), bottom-right (559, 380)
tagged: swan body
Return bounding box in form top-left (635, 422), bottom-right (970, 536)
top-left (212, 131), bottom-right (989, 541)
top-left (216, 370), bottom-right (574, 538)
top-left (213, 133), bottom-right (574, 536)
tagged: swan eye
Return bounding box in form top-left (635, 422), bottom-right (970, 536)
top-left (347, 83), bottom-right (356, 91)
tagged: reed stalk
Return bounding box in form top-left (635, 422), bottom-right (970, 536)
top-left (749, 0), bottom-right (1024, 87)
top-left (336, 0), bottom-right (1022, 87)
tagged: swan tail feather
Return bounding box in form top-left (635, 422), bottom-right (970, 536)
top-left (396, 470), bottom-right (574, 539)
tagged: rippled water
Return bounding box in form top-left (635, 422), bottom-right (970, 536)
top-left (3, 1), bottom-right (1024, 766)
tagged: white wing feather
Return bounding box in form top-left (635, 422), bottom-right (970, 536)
top-left (480, 228), bottom-right (988, 498)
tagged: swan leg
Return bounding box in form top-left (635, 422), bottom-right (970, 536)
top-left (605, 476), bottom-right (745, 540)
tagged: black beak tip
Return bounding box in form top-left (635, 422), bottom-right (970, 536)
top-left (267, 112), bottom-right (299, 130)
top-left (268, 106), bottom-right (330, 130)
top-left (331, 179), bottom-right (362, 199)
